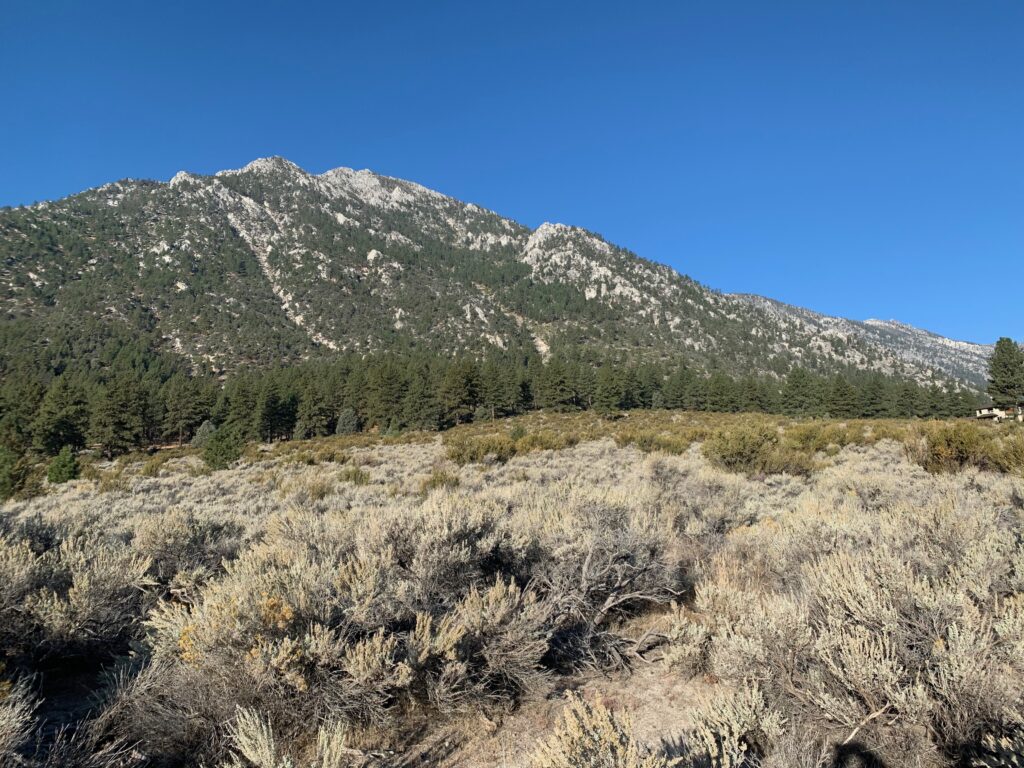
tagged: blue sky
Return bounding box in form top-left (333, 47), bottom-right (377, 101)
top-left (2, 1), bottom-right (1021, 343)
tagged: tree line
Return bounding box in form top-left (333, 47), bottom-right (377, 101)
top-left (0, 347), bottom-right (992, 494)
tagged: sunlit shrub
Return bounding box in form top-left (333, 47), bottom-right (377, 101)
top-left (530, 693), bottom-right (666, 768)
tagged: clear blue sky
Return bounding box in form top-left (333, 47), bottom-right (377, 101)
top-left (2, 1), bottom-right (1021, 343)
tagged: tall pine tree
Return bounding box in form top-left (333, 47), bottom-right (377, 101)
top-left (31, 377), bottom-right (89, 455)
top-left (987, 337), bottom-right (1024, 409)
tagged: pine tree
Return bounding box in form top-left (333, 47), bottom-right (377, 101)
top-left (479, 358), bottom-right (518, 420)
top-left (253, 380), bottom-right (295, 442)
top-left (895, 382), bottom-right (927, 418)
top-left (31, 377), bottom-right (88, 455)
top-left (781, 368), bottom-right (818, 416)
top-left (0, 377), bottom-right (45, 451)
top-left (293, 380), bottom-right (334, 439)
top-left (47, 445), bottom-right (79, 484)
top-left (0, 446), bottom-right (30, 500)
top-left (535, 357), bottom-right (575, 411)
top-left (926, 385), bottom-right (949, 418)
top-left (161, 374), bottom-right (210, 444)
top-left (190, 419), bottom-right (217, 448)
top-left (89, 374), bottom-right (145, 457)
top-left (403, 363), bottom-right (441, 430)
top-left (662, 367), bottom-right (693, 410)
top-left (202, 427), bottom-right (245, 469)
top-left (706, 372), bottom-right (740, 413)
top-left (593, 364), bottom-right (626, 413)
top-left (335, 407), bottom-right (361, 435)
top-left (987, 337), bottom-right (1024, 409)
top-left (220, 376), bottom-right (258, 440)
top-left (826, 375), bottom-right (860, 419)
top-left (364, 359), bottom-right (408, 429)
top-left (860, 375), bottom-right (892, 418)
top-left (439, 359), bottom-right (480, 425)
top-left (620, 368), bottom-right (642, 410)
top-left (635, 364), bottom-right (663, 409)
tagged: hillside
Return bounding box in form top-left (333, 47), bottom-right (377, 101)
top-left (0, 157), bottom-right (992, 386)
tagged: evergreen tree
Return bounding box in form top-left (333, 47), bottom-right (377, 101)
top-left (686, 376), bottom-right (709, 411)
top-left (987, 337), bottom-right (1024, 409)
top-left (782, 368), bottom-right (818, 416)
top-left (403, 363), bottom-right (441, 430)
top-left (706, 372), bottom-right (740, 413)
top-left (31, 377), bottom-right (88, 455)
top-left (219, 376), bottom-right (259, 439)
top-left (203, 427), bottom-right (245, 469)
top-left (479, 358), bottom-right (518, 420)
top-left (253, 380), bottom-right (296, 442)
top-left (47, 445), bottom-right (79, 484)
top-left (572, 363), bottom-right (598, 410)
top-left (191, 419), bottom-right (217, 448)
top-left (535, 357), bottom-right (575, 411)
top-left (894, 382), bottom-right (927, 419)
top-left (365, 359), bottom-right (408, 429)
top-left (161, 374), bottom-right (210, 444)
top-left (593, 364), bottom-right (626, 413)
top-left (335, 407), bottom-right (361, 435)
top-left (860, 375), bottom-right (892, 418)
top-left (926, 385), bottom-right (950, 419)
top-left (0, 377), bottom-right (45, 451)
top-left (0, 446), bottom-right (29, 500)
top-left (439, 358), bottom-right (481, 425)
top-left (620, 368), bottom-right (643, 410)
top-left (826, 375), bottom-right (860, 419)
top-left (635, 364), bottom-right (663, 409)
top-left (293, 380), bottom-right (334, 439)
top-left (89, 374), bottom-right (146, 457)
top-left (662, 367), bottom-right (693, 410)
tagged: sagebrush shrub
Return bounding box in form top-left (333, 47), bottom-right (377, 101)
top-left (701, 423), bottom-right (815, 476)
top-left (530, 693), bottom-right (666, 768)
top-left (0, 675), bottom-right (35, 763)
top-left (685, 684), bottom-right (784, 768)
top-left (4, 412), bottom-right (1023, 766)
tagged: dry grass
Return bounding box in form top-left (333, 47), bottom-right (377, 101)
top-left (1, 412), bottom-right (1023, 767)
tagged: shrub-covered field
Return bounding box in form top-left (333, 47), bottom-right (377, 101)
top-left (1, 412), bottom-right (1023, 767)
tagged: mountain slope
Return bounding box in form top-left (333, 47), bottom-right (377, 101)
top-left (0, 157), bottom-right (991, 387)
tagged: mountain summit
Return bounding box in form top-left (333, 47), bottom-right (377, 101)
top-left (0, 158), bottom-right (991, 386)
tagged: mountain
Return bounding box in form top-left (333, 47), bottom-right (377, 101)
top-left (0, 156), bottom-right (992, 387)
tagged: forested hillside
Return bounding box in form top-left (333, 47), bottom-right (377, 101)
top-left (0, 157), bottom-right (994, 385)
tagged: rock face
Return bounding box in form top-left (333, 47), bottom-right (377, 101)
top-left (0, 157), bottom-right (992, 386)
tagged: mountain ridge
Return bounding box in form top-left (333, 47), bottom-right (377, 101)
top-left (0, 156), bottom-right (992, 388)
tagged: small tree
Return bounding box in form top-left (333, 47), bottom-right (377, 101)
top-left (47, 445), bottom-right (79, 484)
top-left (987, 337), bottom-right (1024, 409)
top-left (190, 419), bottom-right (217, 448)
top-left (202, 428), bottom-right (244, 470)
top-left (335, 407), bottom-right (360, 435)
